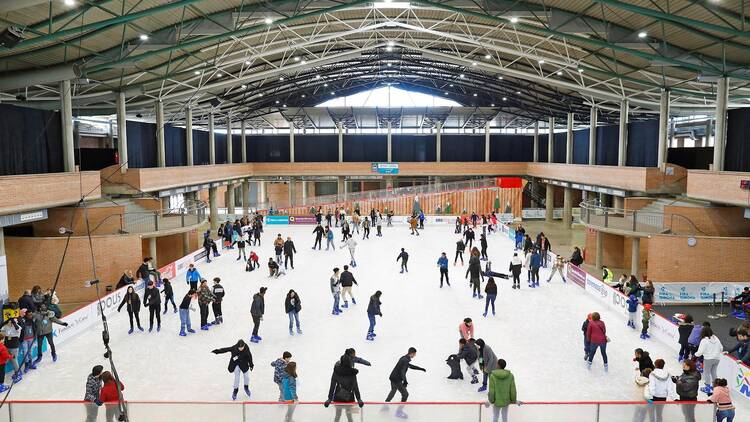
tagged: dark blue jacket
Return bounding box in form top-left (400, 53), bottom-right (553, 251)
top-left (437, 256), bottom-right (448, 269)
top-left (626, 296), bottom-right (639, 312)
top-left (367, 295), bottom-right (382, 316)
top-left (530, 252), bottom-right (541, 269)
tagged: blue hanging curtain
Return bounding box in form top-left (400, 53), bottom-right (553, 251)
top-left (626, 120), bottom-right (659, 167)
top-left (726, 108), bottom-right (750, 171)
top-left (0, 104), bottom-right (63, 175)
top-left (440, 134), bottom-right (482, 162)
top-left (572, 129), bottom-right (590, 164)
top-left (393, 134), bottom-right (437, 162)
top-left (294, 134), bottom-right (338, 162)
top-left (247, 135), bottom-right (290, 162)
top-left (126, 121), bottom-right (157, 168)
top-left (343, 135), bottom-right (387, 162)
top-left (164, 124), bottom-right (186, 167)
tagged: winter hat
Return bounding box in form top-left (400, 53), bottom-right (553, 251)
top-left (629, 295), bottom-right (636, 300)
top-left (644, 304), bottom-right (652, 310)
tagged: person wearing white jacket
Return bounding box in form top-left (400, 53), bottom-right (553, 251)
top-left (646, 359), bottom-right (675, 422)
top-left (694, 326), bottom-right (723, 395)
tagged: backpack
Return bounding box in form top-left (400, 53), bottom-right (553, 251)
top-left (334, 385), bottom-right (354, 403)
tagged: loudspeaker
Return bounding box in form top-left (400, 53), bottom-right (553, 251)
top-left (0, 26), bottom-right (24, 48)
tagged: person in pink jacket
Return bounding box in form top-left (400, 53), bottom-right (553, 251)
top-left (708, 378), bottom-right (735, 422)
top-left (459, 318), bottom-right (474, 340)
top-left (586, 312), bottom-right (608, 370)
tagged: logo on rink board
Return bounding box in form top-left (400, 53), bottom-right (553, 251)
top-left (736, 367), bottom-right (750, 398)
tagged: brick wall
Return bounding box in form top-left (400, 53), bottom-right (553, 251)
top-left (584, 230), bottom-right (626, 268)
top-left (624, 197), bottom-right (656, 211)
top-left (5, 235), bottom-right (142, 304)
top-left (664, 205), bottom-right (750, 237)
top-left (140, 228), bottom-right (204, 269)
top-left (647, 235), bottom-right (750, 283)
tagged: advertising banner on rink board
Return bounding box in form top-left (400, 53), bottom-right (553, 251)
top-left (265, 215), bottom-right (289, 225)
top-left (655, 282), bottom-right (747, 304)
top-left (289, 215), bottom-right (317, 224)
top-left (566, 264), bottom-right (586, 289)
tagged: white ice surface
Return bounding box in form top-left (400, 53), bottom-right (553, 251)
top-left (7, 224), bottom-right (746, 407)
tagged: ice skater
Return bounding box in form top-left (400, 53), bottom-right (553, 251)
top-left (250, 287), bottom-right (266, 343)
top-left (212, 277), bottom-right (225, 325)
top-left (212, 340), bottom-right (254, 400)
top-left (366, 291), bottom-right (382, 341)
top-left (312, 223), bottom-right (325, 250)
top-left (325, 227), bottom-right (336, 251)
top-left (284, 290), bottom-right (303, 336)
top-left (466, 248), bottom-right (484, 299)
top-left (641, 304), bottom-right (652, 339)
top-left (323, 354), bottom-right (364, 420)
top-left (626, 294), bottom-right (638, 329)
top-left (464, 227), bottom-right (475, 249)
top-left (456, 338), bottom-right (480, 384)
top-left (437, 252), bottom-right (450, 287)
top-left (268, 258), bottom-right (286, 278)
top-left (484, 278), bottom-right (497, 317)
top-left (186, 264), bottom-right (201, 291)
top-left (384, 347), bottom-right (426, 418)
top-left (475, 339), bottom-right (497, 392)
top-left (509, 253), bottom-right (522, 289)
top-left (346, 237), bottom-right (358, 267)
top-left (409, 216), bottom-right (419, 236)
top-left (546, 255), bottom-right (566, 283)
top-left (340, 265), bottom-right (358, 309)
top-left (330, 268), bottom-right (343, 315)
top-left (397, 248), bottom-right (409, 273)
top-left (375, 213), bottom-right (383, 236)
top-left (237, 234), bottom-right (247, 261)
top-left (271, 351), bottom-right (292, 401)
top-left (455, 238), bottom-right (465, 266)
top-left (480, 233), bottom-right (488, 261)
top-left (362, 217), bottom-right (370, 239)
top-left (197, 280), bottom-right (216, 331)
top-left (283, 236), bottom-right (297, 270)
top-left (178, 289), bottom-right (197, 337)
top-left (143, 281), bottom-right (162, 332)
top-left (117, 286), bottom-right (143, 334)
top-left (528, 249), bottom-right (541, 288)
top-left (274, 234), bottom-right (284, 265)
top-left (161, 278), bottom-right (177, 314)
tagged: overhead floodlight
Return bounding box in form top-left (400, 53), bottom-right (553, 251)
top-left (510, 17), bottom-right (519, 24)
top-left (385, 46), bottom-right (393, 52)
top-left (556, 71), bottom-right (562, 76)
top-left (473, 93), bottom-right (477, 97)
top-left (388, 41), bottom-right (395, 47)
top-left (502, 97), bottom-right (507, 101)
top-left (275, 100), bottom-right (280, 104)
top-left (301, 60), bottom-right (307, 65)
top-left (216, 72), bottom-right (222, 77)
top-left (293, 56), bottom-right (300, 62)
top-left (315, 75), bottom-right (321, 79)
top-left (638, 31), bottom-right (647, 38)
top-left (302, 94), bottom-right (306, 98)
top-left (331, 91), bottom-right (336, 95)
top-left (449, 84), bottom-right (454, 87)
top-left (259, 93), bottom-right (264, 97)
top-left (194, 70), bottom-right (201, 75)
top-left (279, 77), bottom-right (285, 81)
top-left (444, 92), bottom-right (448, 95)
top-left (578, 68), bottom-right (584, 73)
top-left (498, 76), bottom-right (503, 80)
top-left (245, 60), bottom-right (251, 65)
top-left (491, 103), bottom-right (495, 107)
top-left (538, 60), bottom-right (545, 64)
top-left (374, 1), bottom-right (411, 9)
top-left (459, 74), bottom-right (465, 78)
top-left (64, 0), bottom-right (76, 6)
top-left (472, 62), bottom-right (477, 66)
top-left (387, 63), bottom-right (392, 67)
top-left (324, 83), bottom-right (328, 87)
top-left (139, 34), bottom-right (149, 41)
top-left (282, 104), bottom-right (287, 107)
top-left (265, 18), bottom-right (273, 25)
top-left (241, 84), bottom-right (247, 89)
top-left (516, 91), bottom-right (521, 94)
top-left (484, 54), bottom-right (491, 59)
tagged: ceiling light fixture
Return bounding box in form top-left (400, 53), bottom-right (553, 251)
top-left (216, 73), bottom-right (222, 77)
top-left (245, 60), bottom-right (251, 65)
top-left (538, 59), bottom-right (545, 64)
top-left (194, 71), bottom-right (201, 75)
top-left (293, 56), bottom-right (300, 62)
top-left (578, 68), bottom-right (584, 73)
top-left (259, 93), bottom-right (264, 97)
top-left (449, 84), bottom-right (454, 87)
top-left (275, 100), bottom-right (280, 104)
top-left (498, 76), bottom-right (503, 80)
top-left (265, 18), bottom-right (273, 25)
top-left (388, 41), bottom-right (395, 47)
top-left (315, 75), bottom-right (321, 79)
top-left (473, 93), bottom-right (477, 97)
top-left (516, 91), bottom-right (521, 94)
top-left (324, 83), bottom-right (328, 87)
top-left (387, 63), bottom-right (392, 67)
top-left (444, 92), bottom-right (448, 95)
top-left (64, 0), bottom-right (76, 5)
top-left (484, 54), bottom-right (491, 59)
top-left (279, 77), bottom-right (285, 81)
top-left (301, 94), bottom-right (306, 98)
top-left (301, 60), bottom-right (307, 65)
top-left (331, 92), bottom-right (336, 95)
top-left (459, 74), bottom-right (465, 78)
top-left (139, 34), bottom-right (149, 41)
top-left (557, 71), bottom-right (563, 76)
top-left (510, 17), bottom-right (519, 24)
top-left (386, 46), bottom-right (393, 52)
top-left (491, 103), bottom-right (495, 107)
top-left (502, 97), bottom-right (507, 101)
top-left (472, 62), bottom-right (477, 66)
top-left (638, 31), bottom-right (647, 38)
top-left (282, 104), bottom-right (287, 107)
top-left (241, 84), bottom-right (247, 89)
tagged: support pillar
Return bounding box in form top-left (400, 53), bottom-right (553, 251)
top-left (337, 122), bottom-right (344, 163)
top-left (436, 122), bottom-right (442, 163)
top-left (613, 196), bottom-right (624, 210)
top-left (182, 232), bottom-right (190, 256)
top-left (227, 184), bottom-right (236, 215)
top-left (289, 126), bottom-right (295, 163)
top-left (156, 100), bottom-right (165, 167)
top-left (565, 112), bottom-right (573, 164)
top-left (116, 91), bottom-right (128, 173)
top-left (148, 237), bottom-right (157, 266)
top-left (226, 113), bottom-right (233, 164)
top-left (209, 187), bottom-right (219, 231)
top-left (208, 112), bottom-right (216, 165)
top-left (656, 89), bottom-right (670, 169)
top-left (0, 227), bottom-right (4, 256)
top-left (387, 122), bottom-right (393, 162)
top-left (588, 106), bottom-right (597, 165)
top-left (337, 176), bottom-right (346, 201)
top-left (258, 181), bottom-right (266, 206)
top-left (242, 180), bottom-right (250, 214)
top-left (563, 187), bottom-right (572, 227)
top-left (288, 178), bottom-right (297, 207)
top-left (186, 106), bottom-right (193, 166)
top-left (545, 184), bottom-right (554, 222)
top-left (630, 237), bottom-right (641, 276)
top-left (532, 121), bottom-right (539, 162)
top-left (704, 119), bottom-right (712, 147)
top-left (595, 230), bottom-right (603, 270)
top-left (484, 122), bottom-right (491, 162)
top-left (713, 77), bottom-right (729, 171)
top-left (547, 117), bottom-right (554, 163)
top-left (618, 100), bottom-right (628, 166)
top-left (302, 180), bottom-right (308, 205)
top-left (60, 80), bottom-right (75, 172)
top-left (241, 120), bottom-right (247, 163)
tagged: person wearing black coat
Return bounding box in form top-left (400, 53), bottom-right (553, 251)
top-left (464, 228), bottom-right (475, 249)
top-left (677, 315), bottom-right (695, 361)
top-left (479, 234), bottom-right (488, 261)
top-left (312, 224), bottom-right (325, 250)
top-left (117, 286), bottom-right (143, 334)
top-left (385, 347), bottom-right (426, 408)
top-left (456, 338), bottom-right (479, 384)
top-left (455, 239), bottom-right (465, 265)
top-left (366, 291), bottom-right (382, 341)
top-left (283, 237), bottom-right (297, 270)
top-left (212, 278), bottom-right (225, 325)
top-left (116, 270), bottom-right (135, 289)
top-left (339, 265), bottom-right (358, 308)
top-left (17, 291), bottom-right (36, 313)
top-left (212, 340), bottom-right (254, 400)
top-left (569, 247), bottom-right (584, 266)
top-left (396, 249), bottom-right (409, 273)
top-left (250, 287), bottom-right (266, 343)
top-left (633, 348), bottom-right (654, 375)
top-left (324, 355), bottom-right (364, 420)
top-left (284, 290), bottom-right (302, 335)
top-left (142, 281), bottom-right (161, 332)
top-left (161, 278), bottom-right (176, 314)
top-left (136, 259), bottom-right (151, 283)
top-left (673, 360), bottom-right (700, 422)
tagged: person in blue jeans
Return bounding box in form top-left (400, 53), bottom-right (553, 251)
top-left (284, 290), bottom-right (302, 336)
top-left (529, 249), bottom-right (541, 288)
top-left (178, 290), bottom-right (197, 337)
top-left (437, 252), bottom-right (450, 287)
top-left (366, 291), bottom-right (382, 341)
top-left (484, 278), bottom-right (497, 317)
top-left (585, 312), bottom-right (608, 370)
top-left (325, 227), bottom-right (335, 251)
top-left (708, 378), bottom-right (735, 422)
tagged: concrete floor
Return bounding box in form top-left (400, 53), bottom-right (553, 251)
top-left (520, 219), bottom-right (587, 258)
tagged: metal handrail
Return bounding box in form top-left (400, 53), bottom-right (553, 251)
top-left (255, 178), bottom-right (498, 211)
top-left (579, 200), bottom-right (707, 236)
top-left (89, 200), bottom-right (208, 234)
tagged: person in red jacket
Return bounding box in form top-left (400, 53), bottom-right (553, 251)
top-left (99, 371), bottom-right (125, 422)
top-left (586, 312), bottom-right (608, 370)
top-left (0, 334), bottom-right (15, 392)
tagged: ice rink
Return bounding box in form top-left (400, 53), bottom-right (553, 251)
top-left (6, 222), bottom-right (737, 405)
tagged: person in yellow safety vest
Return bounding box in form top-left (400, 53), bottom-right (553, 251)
top-left (602, 266), bottom-right (614, 284)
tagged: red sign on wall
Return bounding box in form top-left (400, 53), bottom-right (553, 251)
top-left (495, 177), bottom-right (523, 188)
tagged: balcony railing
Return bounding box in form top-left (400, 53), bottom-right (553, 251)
top-left (0, 400), bottom-right (716, 422)
top-left (90, 199), bottom-right (208, 235)
top-left (257, 178), bottom-right (498, 211)
top-left (579, 200), bottom-right (705, 236)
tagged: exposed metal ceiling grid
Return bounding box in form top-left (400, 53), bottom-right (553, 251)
top-left (0, 0), bottom-right (746, 129)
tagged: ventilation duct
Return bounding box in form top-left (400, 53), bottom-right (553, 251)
top-left (0, 63), bottom-right (82, 91)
